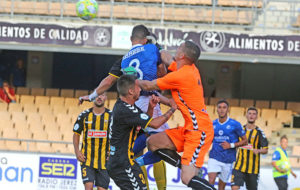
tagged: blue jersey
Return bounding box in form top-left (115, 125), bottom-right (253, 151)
top-left (209, 118), bottom-right (245, 163)
top-left (121, 43), bottom-right (161, 81)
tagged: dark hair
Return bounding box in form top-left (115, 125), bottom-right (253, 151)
top-left (217, 99), bottom-right (229, 107)
top-left (131, 25), bottom-right (150, 41)
top-left (117, 75), bottom-right (137, 96)
top-left (280, 135), bottom-right (288, 141)
top-left (182, 41), bottom-right (201, 63)
top-left (247, 107), bottom-right (258, 114)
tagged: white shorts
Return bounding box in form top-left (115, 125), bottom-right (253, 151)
top-left (135, 96), bottom-right (169, 133)
top-left (207, 158), bottom-right (233, 183)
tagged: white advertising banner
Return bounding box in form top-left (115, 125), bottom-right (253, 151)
top-left (111, 25), bottom-right (133, 49)
top-left (1, 152), bottom-right (299, 190)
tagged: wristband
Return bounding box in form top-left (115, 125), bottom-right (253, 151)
top-left (88, 90), bottom-right (98, 101)
top-left (230, 143), bottom-right (235, 148)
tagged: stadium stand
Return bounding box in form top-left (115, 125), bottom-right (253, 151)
top-left (31, 88), bottom-right (45, 96)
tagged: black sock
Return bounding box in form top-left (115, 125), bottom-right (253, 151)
top-left (153, 149), bottom-right (181, 168)
top-left (187, 176), bottom-right (216, 190)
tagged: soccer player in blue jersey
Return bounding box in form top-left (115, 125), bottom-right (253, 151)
top-left (79, 24), bottom-right (171, 190)
top-left (207, 100), bottom-right (247, 190)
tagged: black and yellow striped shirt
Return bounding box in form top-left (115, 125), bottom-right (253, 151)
top-left (234, 126), bottom-right (268, 174)
top-left (73, 108), bottom-right (112, 169)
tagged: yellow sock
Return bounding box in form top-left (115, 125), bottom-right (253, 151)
top-left (141, 165), bottom-right (150, 190)
top-left (153, 160), bottom-right (167, 190)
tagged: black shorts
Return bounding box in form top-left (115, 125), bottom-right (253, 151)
top-left (274, 177), bottom-right (288, 190)
top-left (107, 161), bottom-right (147, 190)
top-left (231, 169), bottom-right (259, 190)
top-left (81, 165), bottom-right (110, 189)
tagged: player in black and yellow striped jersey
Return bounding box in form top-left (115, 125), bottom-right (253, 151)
top-left (231, 107), bottom-right (268, 190)
top-left (73, 92), bottom-right (112, 190)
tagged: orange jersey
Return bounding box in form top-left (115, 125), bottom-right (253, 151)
top-left (157, 61), bottom-right (213, 132)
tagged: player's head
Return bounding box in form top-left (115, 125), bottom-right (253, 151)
top-left (280, 135), bottom-right (288, 150)
top-left (2, 80), bottom-right (9, 88)
top-left (216, 99), bottom-right (229, 119)
top-left (117, 75), bottom-right (140, 101)
top-left (131, 25), bottom-right (150, 45)
top-left (93, 92), bottom-right (107, 108)
top-left (246, 107), bottom-right (258, 124)
top-left (175, 41), bottom-right (201, 64)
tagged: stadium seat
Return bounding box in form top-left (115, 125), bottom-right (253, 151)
top-left (15, 95), bottom-right (20, 103)
top-left (41, 114), bottom-right (56, 125)
top-left (20, 95), bottom-right (35, 105)
top-left (287, 102), bottom-right (300, 113)
top-left (50, 97), bottom-right (65, 107)
top-left (56, 113), bottom-right (71, 124)
top-left (65, 98), bottom-right (78, 107)
top-left (229, 107), bottom-right (245, 119)
top-left (52, 143), bottom-right (68, 153)
top-left (0, 103), bottom-right (8, 112)
top-left (256, 117), bottom-right (266, 128)
top-left (240, 99), bottom-right (254, 107)
top-left (271, 101), bottom-right (285, 110)
top-left (226, 98), bottom-right (239, 107)
top-left (8, 103), bottom-right (23, 112)
top-left (27, 113), bottom-right (41, 124)
top-left (68, 106), bottom-right (83, 116)
top-left (206, 105), bottom-right (215, 116)
top-left (266, 118), bottom-right (282, 132)
top-left (29, 121), bottom-right (44, 133)
top-left (0, 111), bottom-right (11, 120)
top-left (46, 88), bottom-right (60, 96)
top-left (81, 102), bottom-right (94, 110)
top-left (32, 130), bottom-right (48, 140)
top-left (63, 130), bottom-right (74, 142)
top-left (31, 88), bottom-right (45, 96)
top-left (277, 109), bottom-right (293, 124)
top-left (52, 105), bottom-right (68, 115)
top-left (261, 109), bottom-right (276, 121)
top-left (292, 146), bottom-right (300, 156)
top-left (255, 100), bottom-right (270, 109)
top-left (16, 124), bottom-right (33, 140)
top-left (236, 116), bottom-right (247, 125)
top-left (47, 130), bottom-right (63, 141)
top-left (290, 157), bottom-right (300, 168)
top-left (36, 142), bottom-right (54, 153)
top-left (2, 127), bottom-right (18, 138)
top-left (66, 144), bottom-right (75, 154)
top-left (35, 96), bottom-right (50, 105)
top-left (23, 104), bottom-right (38, 113)
top-left (60, 89), bottom-right (74, 98)
top-left (38, 104), bottom-right (53, 115)
top-left (0, 142), bottom-right (7, 150)
top-left (5, 140), bottom-right (23, 151)
top-left (209, 97), bottom-right (222, 106)
top-left (11, 112), bottom-right (26, 122)
top-left (108, 99), bottom-right (117, 110)
top-left (16, 87), bottom-right (30, 95)
top-left (74, 90), bottom-right (89, 98)
top-left (0, 119), bottom-right (13, 135)
top-left (107, 92), bottom-right (118, 100)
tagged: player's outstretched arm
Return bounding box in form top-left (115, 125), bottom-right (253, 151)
top-left (138, 79), bottom-right (160, 91)
top-left (148, 105), bottom-right (177, 129)
top-left (79, 75), bottom-right (118, 104)
top-left (160, 50), bottom-right (174, 67)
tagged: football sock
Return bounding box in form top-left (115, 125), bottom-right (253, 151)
top-left (136, 151), bottom-right (162, 166)
top-left (140, 165), bottom-right (150, 190)
top-left (153, 160), bottom-right (167, 190)
top-left (153, 149), bottom-right (181, 168)
top-left (187, 176), bottom-right (216, 190)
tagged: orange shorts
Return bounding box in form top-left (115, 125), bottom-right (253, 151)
top-left (165, 127), bottom-right (213, 168)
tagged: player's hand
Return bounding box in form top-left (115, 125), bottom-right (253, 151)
top-left (220, 141), bottom-right (231, 149)
top-left (75, 150), bottom-right (86, 162)
top-left (78, 95), bottom-right (90, 105)
top-left (252, 149), bottom-right (260, 155)
top-left (169, 98), bottom-right (177, 110)
top-left (149, 94), bottom-right (160, 109)
top-left (292, 172), bottom-right (297, 178)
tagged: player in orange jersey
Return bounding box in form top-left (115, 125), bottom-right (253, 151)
top-left (138, 41), bottom-right (216, 190)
